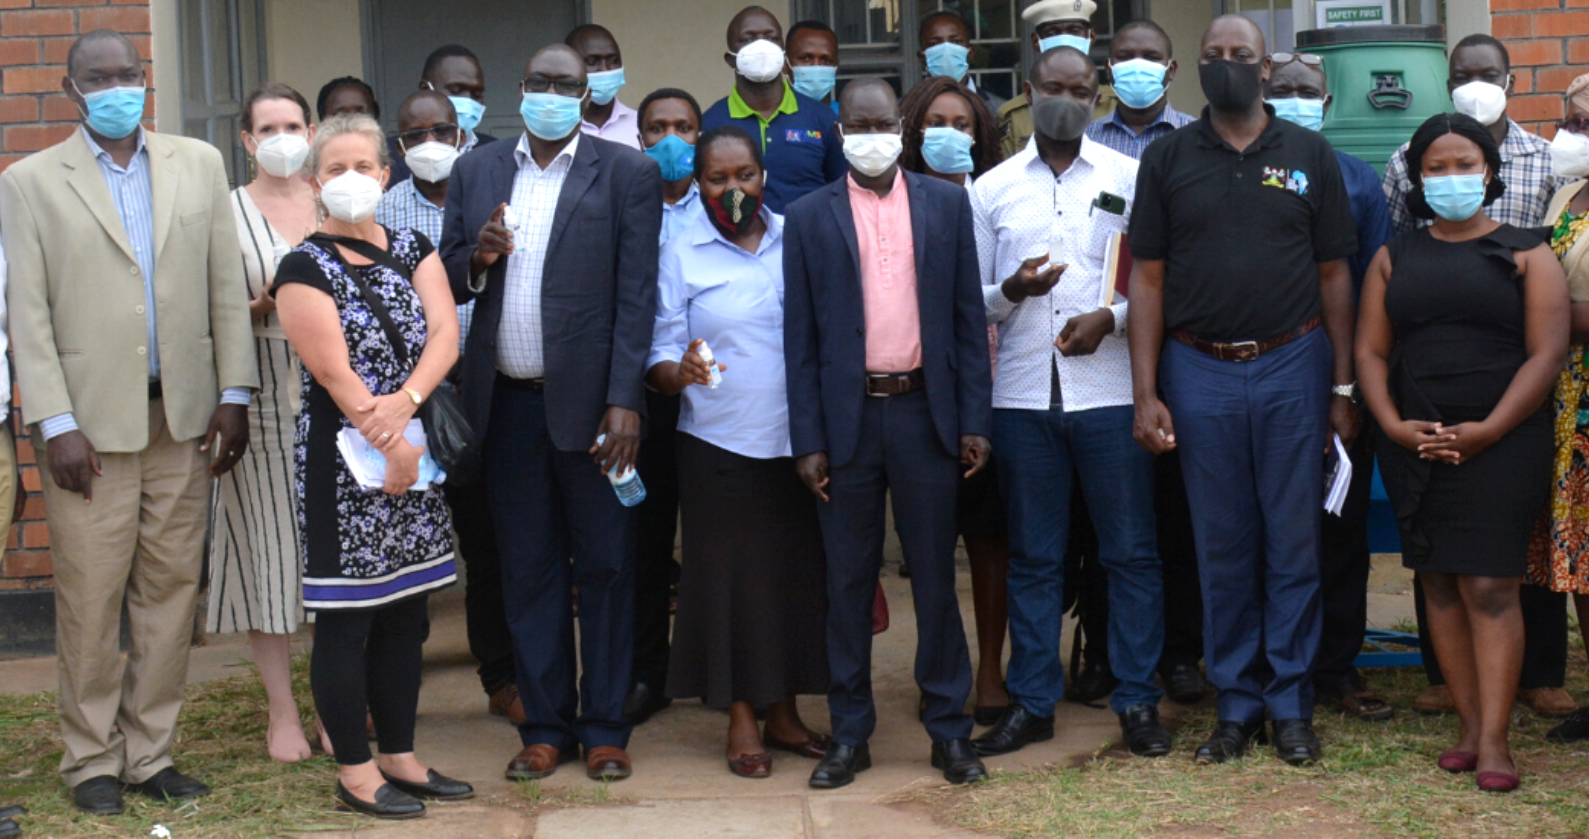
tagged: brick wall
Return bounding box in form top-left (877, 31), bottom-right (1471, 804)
top-left (1492, 0), bottom-right (1589, 137)
top-left (0, 1), bottom-right (152, 606)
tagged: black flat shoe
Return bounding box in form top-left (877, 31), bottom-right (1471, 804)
top-left (808, 743), bottom-right (870, 789)
top-left (1272, 719), bottom-right (1321, 766)
top-left (1161, 662), bottom-right (1208, 705)
top-left (971, 705), bottom-right (1055, 757)
top-left (1193, 720), bottom-right (1266, 765)
top-left (624, 681), bottom-right (672, 725)
top-left (71, 776), bottom-right (124, 815)
top-left (336, 782), bottom-right (425, 820)
top-left (930, 739), bottom-right (989, 784)
top-left (0, 807), bottom-right (23, 821)
top-left (0, 818), bottom-right (17, 838)
top-left (380, 769), bottom-right (475, 801)
top-left (1547, 708), bottom-right (1589, 743)
top-left (1118, 704), bottom-right (1172, 757)
top-left (1065, 659), bottom-right (1119, 705)
top-left (125, 767), bottom-right (209, 801)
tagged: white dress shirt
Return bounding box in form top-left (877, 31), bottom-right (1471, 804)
top-left (974, 136), bottom-right (1137, 412)
top-left (496, 132), bottom-right (579, 379)
top-left (648, 208), bottom-right (790, 459)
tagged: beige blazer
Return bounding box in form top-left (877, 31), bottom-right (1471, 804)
top-left (0, 129), bottom-right (257, 452)
top-left (1548, 181), bottom-right (1589, 302)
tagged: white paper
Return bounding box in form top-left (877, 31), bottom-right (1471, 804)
top-left (1323, 433), bottom-right (1351, 516)
top-left (337, 419), bottom-right (444, 490)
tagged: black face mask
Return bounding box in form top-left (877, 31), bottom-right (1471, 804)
top-left (1030, 94), bottom-right (1092, 142)
top-left (1199, 60), bottom-right (1265, 112)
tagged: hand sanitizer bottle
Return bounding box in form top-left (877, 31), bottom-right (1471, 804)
top-left (596, 434), bottom-right (647, 507)
top-left (697, 341), bottom-right (724, 389)
top-left (1048, 217), bottom-right (1065, 270)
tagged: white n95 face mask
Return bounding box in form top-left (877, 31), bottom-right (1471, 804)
top-left (403, 141), bottom-right (461, 184)
top-left (734, 38), bottom-right (786, 83)
top-left (842, 131), bottom-right (903, 178)
top-left (1550, 127), bottom-right (1589, 180)
top-left (317, 171), bottom-right (383, 223)
top-left (253, 132), bottom-right (309, 178)
top-left (1451, 79), bottom-right (1509, 126)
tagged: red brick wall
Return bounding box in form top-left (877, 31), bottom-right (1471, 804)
top-left (1492, 0), bottom-right (1589, 137)
top-left (0, 1), bottom-right (153, 597)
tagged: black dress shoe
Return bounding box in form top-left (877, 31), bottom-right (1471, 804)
top-left (1272, 719), bottom-right (1321, 766)
top-left (1065, 659), bottom-right (1119, 705)
top-left (1193, 720), bottom-right (1266, 765)
top-left (125, 767), bottom-right (209, 801)
top-left (971, 705), bottom-right (1055, 757)
top-left (0, 818), bottom-right (17, 839)
top-left (1118, 704), bottom-right (1172, 757)
top-left (380, 769), bottom-right (475, 801)
top-left (1547, 708), bottom-right (1589, 743)
top-left (71, 777), bottom-right (123, 815)
top-left (624, 681), bottom-right (672, 725)
top-left (808, 743), bottom-right (871, 789)
top-left (1161, 662), bottom-right (1208, 705)
top-left (930, 739), bottom-right (989, 784)
top-left (336, 782), bottom-right (425, 820)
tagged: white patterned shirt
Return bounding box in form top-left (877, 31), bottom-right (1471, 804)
top-left (974, 136), bottom-right (1137, 412)
top-left (496, 132), bottom-right (579, 379)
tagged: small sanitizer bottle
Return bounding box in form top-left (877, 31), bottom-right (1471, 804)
top-left (596, 434), bottom-right (647, 507)
top-left (1048, 216), bottom-right (1065, 270)
top-left (697, 341), bottom-right (723, 389)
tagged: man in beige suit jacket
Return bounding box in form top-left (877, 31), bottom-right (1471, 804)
top-left (0, 30), bottom-right (257, 816)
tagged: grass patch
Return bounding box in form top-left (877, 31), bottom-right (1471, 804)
top-left (928, 663), bottom-right (1589, 838)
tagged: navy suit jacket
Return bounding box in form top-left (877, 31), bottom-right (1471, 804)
top-left (782, 170), bottom-right (993, 468)
top-left (440, 133), bottom-right (662, 451)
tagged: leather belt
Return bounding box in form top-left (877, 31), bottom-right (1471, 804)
top-left (148, 380), bottom-right (162, 400)
top-left (1171, 316), bottom-right (1321, 363)
top-left (865, 368), bottom-right (925, 397)
top-left (496, 373), bottom-right (545, 392)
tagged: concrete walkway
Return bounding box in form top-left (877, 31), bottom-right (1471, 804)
top-left (0, 547), bottom-right (1417, 838)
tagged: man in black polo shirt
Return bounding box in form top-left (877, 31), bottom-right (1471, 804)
top-left (1126, 15), bottom-right (1357, 766)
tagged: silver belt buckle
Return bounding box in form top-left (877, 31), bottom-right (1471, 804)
top-left (866, 374), bottom-right (892, 397)
top-left (1228, 341), bottom-right (1260, 362)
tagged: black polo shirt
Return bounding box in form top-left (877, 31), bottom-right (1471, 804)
top-left (1129, 104), bottom-right (1357, 343)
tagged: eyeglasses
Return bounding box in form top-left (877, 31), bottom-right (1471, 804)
top-left (523, 76), bottom-right (587, 97)
top-left (1270, 52), bottom-right (1324, 68)
top-left (396, 123), bottom-right (460, 148)
top-left (1560, 116), bottom-right (1589, 134)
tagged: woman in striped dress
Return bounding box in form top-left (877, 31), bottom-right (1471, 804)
top-left (206, 83), bottom-right (320, 763)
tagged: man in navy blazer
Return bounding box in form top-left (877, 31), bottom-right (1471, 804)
top-left (440, 44), bottom-right (662, 784)
top-left (783, 79), bottom-right (994, 789)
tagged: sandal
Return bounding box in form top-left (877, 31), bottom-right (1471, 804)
top-left (1330, 690), bottom-right (1394, 722)
top-left (727, 752), bottom-right (772, 779)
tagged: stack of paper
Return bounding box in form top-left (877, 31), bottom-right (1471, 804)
top-left (1323, 433), bottom-right (1351, 517)
top-left (337, 419), bottom-right (445, 490)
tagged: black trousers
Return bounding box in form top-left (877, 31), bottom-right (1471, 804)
top-left (1415, 578), bottom-right (1567, 689)
top-left (632, 390), bottom-right (681, 688)
top-left (311, 595), bottom-right (429, 766)
top-left (1071, 451), bottom-right (1203, 670)
top-left (443, 475), bottom-right (517, 695)
top-left (1313, 427), bottom-right (1375, 693)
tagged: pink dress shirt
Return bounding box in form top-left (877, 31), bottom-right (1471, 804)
top-left (848, 172), bottom-right (922, 373)
top-left (580, 99), bottom-right (641, 149)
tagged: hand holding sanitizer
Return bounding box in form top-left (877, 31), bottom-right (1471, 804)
top-left (595, 433), bottom-right (647, 507)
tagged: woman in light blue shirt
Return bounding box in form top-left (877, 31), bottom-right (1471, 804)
top-left (648, 126), bottom-right (830, 780)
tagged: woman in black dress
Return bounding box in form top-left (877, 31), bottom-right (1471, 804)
top-left (1357, 113), bottom-right (1568, 793)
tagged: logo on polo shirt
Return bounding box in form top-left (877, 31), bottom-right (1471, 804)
top-left (1261, 166), bottom-right (1310, 196)
top-left (786, 129), bottom-right (823, 142)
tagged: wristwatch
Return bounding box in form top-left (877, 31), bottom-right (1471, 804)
top-left (1331, 383), bottom-right (1357, 400)
top-left (402, 387), bottom-right (424, 406)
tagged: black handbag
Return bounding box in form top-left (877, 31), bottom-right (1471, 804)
top-left (307, 231), bottom-right (481, 486)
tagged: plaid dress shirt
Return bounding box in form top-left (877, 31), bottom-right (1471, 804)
top-left (1382, 118), bottom-right (1563, 235)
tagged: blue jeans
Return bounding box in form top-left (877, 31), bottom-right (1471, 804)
top-left (1160, 328), bottom-right (1330, 723)
top-left (994, 404), bottom-right (1164, 715)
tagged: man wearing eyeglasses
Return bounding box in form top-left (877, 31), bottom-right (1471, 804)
top-left (440, 44), bottom-right (663, 784)
top-left (389, 44), bottom-right (498, 186)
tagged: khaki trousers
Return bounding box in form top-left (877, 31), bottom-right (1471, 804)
top-left (41, 398), bottom-right (211, 786)
top-left (0, 424), bottom-right (17, 530)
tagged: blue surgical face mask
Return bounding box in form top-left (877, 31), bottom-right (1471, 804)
top-left (1109, 58), bottom-right (1168, 110)
top-left (587, 68), bottom-right (625, 106)
top-left (644, 133), bottom-right (696, 182)
top-left (519, 91), bottom-right (585, 141)
top-left (924, 42), bottom-right (971, 80)
top-left (450, 96), bottom-right (486, 134)
top-left (75, 82), bottom-right (146, 140)
top-left (1422, 173), bottom-right (1487, 222)
top-left (791, 65), bottom-right (837, 101)
top-left (1038, 33), bottom-right (1090, 55)
top-left (920, 126), bottom-right (975, 175)
top-left (1270, 97), bottom-right (1326, 132)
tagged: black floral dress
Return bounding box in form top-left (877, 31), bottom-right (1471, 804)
top-left (272, 226), bottom-right (455, 611)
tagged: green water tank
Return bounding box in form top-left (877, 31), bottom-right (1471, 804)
top-left (1297, 25), bottom-right (1449, 177)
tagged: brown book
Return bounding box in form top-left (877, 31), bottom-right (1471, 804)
top-left (1097, 231), bottom-right (1132, 308)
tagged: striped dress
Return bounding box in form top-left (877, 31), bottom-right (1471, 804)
top-left (206, 187), bottom-right (305, 634)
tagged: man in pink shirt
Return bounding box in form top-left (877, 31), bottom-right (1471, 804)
top-left (783, 79), bottom-right (994, 790)
top-left (568, 24), bottom-right (640, 150)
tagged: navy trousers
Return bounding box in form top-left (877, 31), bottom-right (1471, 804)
top-left (632, 390), bottom-right (681, 689)
top-left (1160, 328), bottom-right (1330, 723)
top-left (818, 389), bottom-right (974, 747)
top-left (485, 381), bottom-right (637, 751)
top-left (1313, 424), bottom-right (1375, 694)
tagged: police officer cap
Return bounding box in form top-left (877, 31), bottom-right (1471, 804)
top-left (1022, 0), bottom-right (1097, 26)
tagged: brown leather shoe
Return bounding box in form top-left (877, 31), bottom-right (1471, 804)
top-left (489, 684), bottom-right (527, 726)
top-left (1412, 684), bottom-right (1455, 716)
top-left (1520, 687), bottom-right (1578, 718)
top-left (505, 744), bottom-right (575, 781)
top-left (585, 746), bottom-right (633, 781)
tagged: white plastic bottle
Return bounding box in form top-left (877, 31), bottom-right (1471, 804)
top-left (1048, 216), bottom-right (1065, 270)
top-left (595, 434), bottom-right (647, 507)
top-left (697, 341), bottom-right (723, 389)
